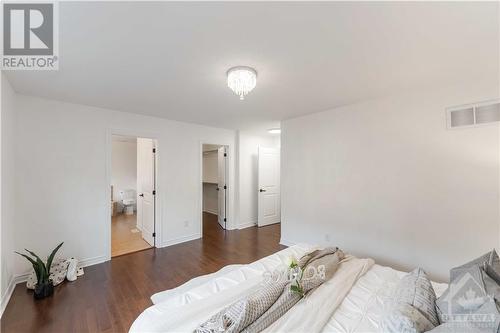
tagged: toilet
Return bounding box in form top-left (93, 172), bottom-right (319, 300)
top-left (120, 189), bottom-right (136, 215)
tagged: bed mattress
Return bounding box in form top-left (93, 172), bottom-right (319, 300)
top-left (149, 244), bottom-right (313, 307)
top-left (130, 245), bottom-right (448, 333)
top-left (130, 244), bottom-right (315, 332)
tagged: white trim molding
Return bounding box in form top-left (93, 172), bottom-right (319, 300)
top-left (1, 274), bottom-right (24, 317)
top-left (161, 233), bottom-right (201, 247)
top-left (79, 255), bottom-right (108, 268)
top-left (279, 238), bottom-right (296, 247)
top-left (203, 209), bottom-right (218, 216)
top-left (238, 220), bottom-right (257, 230)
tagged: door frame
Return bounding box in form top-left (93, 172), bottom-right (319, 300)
top-left (199, 141), bottom-right (233, 235)
top-left (105, 128), bottom-right (161, 261)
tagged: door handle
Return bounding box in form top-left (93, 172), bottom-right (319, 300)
top-left (139, 193), bottom-right (144, 197)
top-left (216, 187), bottom-right (219, 191)
top-left (259, 189), bottom-right (266, 192)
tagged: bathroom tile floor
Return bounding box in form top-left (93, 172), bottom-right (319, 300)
top-left (111, 213), bottom-right (152, 257)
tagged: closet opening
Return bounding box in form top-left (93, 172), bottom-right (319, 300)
top-left (201, 144), bottom-right (228, 234)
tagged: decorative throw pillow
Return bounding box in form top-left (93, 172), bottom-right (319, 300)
top-left (382, 302), bottom-right (436, 333)
top-left (196, 280), bottom-right (288, 333)
top-left (445, 250), bottom-right (500, 311)
top-left (436, 251), bottom-right (500, 333)
top-left (434, 296), bottom-right (500, 333)
top-left (486, 263), bottom-right (500, 286)
top-left (482, 249), bottom-right (500, 286)
top-left (26, 257), bottom-right (84, 290)
top-left (436, 265), bottom-right (487, 322)
top-left (26, 258), bottom-right (71, 289)
top-left (451, 249), bottom-right (500, 282)
top-left (380, 268), bottom-right (439, 333)
top-left (427, 322), bottom-right (484, 333)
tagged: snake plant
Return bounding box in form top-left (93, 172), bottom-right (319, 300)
top-left (15, 242), bottom-right (64, 285)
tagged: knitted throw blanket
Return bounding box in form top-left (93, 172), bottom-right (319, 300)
top-left (195, 247), bottom-right (344, 333)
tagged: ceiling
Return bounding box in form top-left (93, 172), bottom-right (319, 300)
top-left (5, 2), bottom-right (499, 131)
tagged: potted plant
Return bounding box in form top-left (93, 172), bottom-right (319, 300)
top-left (15, 242), bottom-right (63, 299)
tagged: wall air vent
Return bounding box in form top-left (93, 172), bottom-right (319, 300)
top-left (447, 99), bottom-right (500, 129)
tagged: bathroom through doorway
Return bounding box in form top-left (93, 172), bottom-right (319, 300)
top-left (111, 135), bottom-right (157, 257)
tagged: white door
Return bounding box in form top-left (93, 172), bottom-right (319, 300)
top-left (217, 146), bottom-right (227, 229)
top-left (137, 138), bottom-right (155, 246)
top-left (258, 147), bottom-right (280, 226)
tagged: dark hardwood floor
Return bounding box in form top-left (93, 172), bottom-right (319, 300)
top-left (1, 213), bottom-right (283, 333)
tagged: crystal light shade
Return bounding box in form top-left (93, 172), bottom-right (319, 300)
top-left (227, 66), bottom-right (257, 100)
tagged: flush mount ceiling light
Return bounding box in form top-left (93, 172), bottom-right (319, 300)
top-left (227, 66), bottom-right (257, 100)
top-left (268, 128), bottom-right (281, 134)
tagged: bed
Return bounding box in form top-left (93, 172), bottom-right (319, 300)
top-left (130, 244), bottom-right (448, 333)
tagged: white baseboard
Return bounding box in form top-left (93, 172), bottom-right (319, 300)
top-left (0, 254), bottom-right (108, 318)
top-left (161, 233), bottom-right (201, 247)
top-left (279, 238), bottom-right (296, 247)
top-left (79, 255), bottom-right (108, 268)
top-left (203, 209), bottom-right (218, 215)
top-left (0, 273), bottom-right (23, 317)
top-left (1, 277), bottom-right (15, 312)
top-left (238, 220), bottom-right (257, 229)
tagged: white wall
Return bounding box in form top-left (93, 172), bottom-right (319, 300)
top-left (10, 93), bottom-right (237, 277)
top-left (111, 140), bottom-right (137, 212)
top-left (1, 73), bottom-right (16, 313)
top-left (237, 131), bottom-right (280, 228)
top-left (281, 80), bottom-right (500, 282)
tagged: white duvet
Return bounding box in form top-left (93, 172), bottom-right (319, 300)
top-left (261, 255), bottom-right (374, 333)
top-left (130, 244), bottom-right (447, 333)
top-left (323, 265), bottom-right (448, 333)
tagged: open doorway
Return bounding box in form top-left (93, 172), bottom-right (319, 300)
top-left (202, 144), bottom-right (228, 232)
top-left (111, 135), bottom-right (157, 257)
